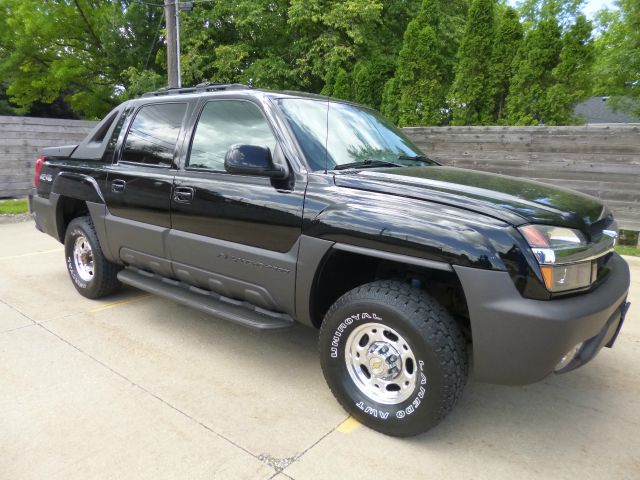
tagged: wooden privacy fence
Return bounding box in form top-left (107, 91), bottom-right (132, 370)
top-left (403, 125), bottom-right (640, 231)
top-left (0, 116), bottom-right (95, 198)
top-left (0, 116), bottom-right (638, 231)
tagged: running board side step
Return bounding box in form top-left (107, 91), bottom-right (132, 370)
top-left (117, 268), bottom-right (294, 331)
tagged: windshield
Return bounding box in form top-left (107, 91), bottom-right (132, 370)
top-left (277, 98), bottom-right (435, 171)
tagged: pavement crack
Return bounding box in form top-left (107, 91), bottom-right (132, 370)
top-left (273, 416), bottom-right (348, 476)
top-left (10, 300), bottom-right (345, 478)
top-left (0, 298), bottom-right (37, 326)
top-left (260, 454), bottom-right (298, 472)
top-left (269, 471), bottom-right (295, 480)
top-left (34, 322), bottom-right (268, 469)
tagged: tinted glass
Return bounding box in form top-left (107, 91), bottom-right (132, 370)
top-left (103, 107), bottom-right (133, 163)
top-left (189, 100), bottom-right (276, 170)
top-left (122, 103), bottom-right (187, 166)
top-left (278, 99), bottom-right (429, 171)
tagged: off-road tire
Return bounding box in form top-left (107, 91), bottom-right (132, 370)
top-left (319, 280), bottom-right (467, 437)
top-left (64, 216), bottom-right (122, 299)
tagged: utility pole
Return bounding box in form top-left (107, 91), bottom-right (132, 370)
top-left (175, 4), bottom-right (182, 88)
top-left (164, 0), bottom-right (179, 88)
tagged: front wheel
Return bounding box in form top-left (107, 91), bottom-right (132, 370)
top-left (319, 280), bottom-right (467, 437)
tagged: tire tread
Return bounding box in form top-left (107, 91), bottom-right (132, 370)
top-left (65, 216), bottom-right (121, 299)
top-left (320, 279), bottom-right (468, 435)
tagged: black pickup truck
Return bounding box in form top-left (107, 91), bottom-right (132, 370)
top-left (29, 84), bottom-right (631, 437)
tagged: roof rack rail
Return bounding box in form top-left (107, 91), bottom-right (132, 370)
top-left (142, 83), bottom-right (251, 97)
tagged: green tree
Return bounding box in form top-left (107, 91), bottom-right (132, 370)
top-left (593, 0), bottom-right (640, 116)
top-left (352, 57), bottom-right (395, 109)
top-left (0, 0), bottom-right (165, 118)
top-left (287, 0), bottom-right (384, 91)
top-left (380, 77), bottom-right (401, 124)
top-left (507, 17), bottom-right (563, 124)
top-left (332, 68), bottom-right (353, 101)
top-left (545, 14), bottom-right (595, 124)
top-left (487, 6), bottom-right (523, 123)
top-left (180, 0), bottom-right (298, 89)
top-left (448, 0), bottom-right (497, 125)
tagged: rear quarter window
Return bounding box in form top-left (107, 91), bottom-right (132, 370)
top-left (121, 103), bottom-right (187, 166)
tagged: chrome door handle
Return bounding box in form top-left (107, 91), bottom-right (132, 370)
top-left (173, 186), bottom-right (194, 203)
top-left (111, 179), bottom-right (126, 193)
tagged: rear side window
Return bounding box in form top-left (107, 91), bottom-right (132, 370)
top-left (121, 103), bottom-right (187, 166)
top-left (188, 100), bottom-right (276, 170)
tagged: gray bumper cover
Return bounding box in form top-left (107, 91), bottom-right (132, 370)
top-left (454, 254), bottom-right (630, 385)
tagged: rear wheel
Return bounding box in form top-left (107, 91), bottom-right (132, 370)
top-left (64, 216), bottom-right (122, 299)
top-left (319, 280), bottom-right (467, 437)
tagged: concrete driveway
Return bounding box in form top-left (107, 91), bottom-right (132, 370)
top-left (1, 219), bottom-right (639, 480)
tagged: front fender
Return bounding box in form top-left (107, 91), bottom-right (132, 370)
top-left (302, 175), bottom-right (519, 271)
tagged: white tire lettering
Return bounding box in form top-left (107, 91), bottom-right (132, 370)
top-left (355, 401), bottom-right (390, 420)
top-left (330, 312), bottom-right (383, 360)
top-left (364, 406), bottom-right (377, 417)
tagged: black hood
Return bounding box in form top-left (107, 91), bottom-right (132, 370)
top-left (334, 166), bottom-right (609, 233)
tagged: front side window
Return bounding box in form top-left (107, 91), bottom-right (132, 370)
top-left (188, 100), bottom-right (277, 170)
top-left (121, 103), bottom-right (187, 166)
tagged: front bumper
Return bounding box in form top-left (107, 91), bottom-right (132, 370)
top-left (454, 254), bottom-right (630, 385)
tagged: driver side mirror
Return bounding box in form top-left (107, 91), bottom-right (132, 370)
top-left (224, 144), bottom-right (288, 179)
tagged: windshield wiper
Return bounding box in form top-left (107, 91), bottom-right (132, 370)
top-left (398, 154), bottom-right (435, 165)
top-left (333, 159), bottom-right (405, 170)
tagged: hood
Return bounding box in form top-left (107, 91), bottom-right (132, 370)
top-left (333, 166), bottom-right (609, 233)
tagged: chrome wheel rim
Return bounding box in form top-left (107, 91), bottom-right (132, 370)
top-left (345, 322), bottom-right (417, 405)
top-left (73, 235), bottom-right (94, 282)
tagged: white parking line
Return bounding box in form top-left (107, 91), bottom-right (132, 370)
top-left (0, 248), bottom-right (62, 261)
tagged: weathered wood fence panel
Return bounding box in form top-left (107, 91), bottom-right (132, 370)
top-left (1, 117), bottom-right (638, 230)
top-left (403, 125), bottom-right (640, 231)
top-left (0, 116), bottom-right (95, 198)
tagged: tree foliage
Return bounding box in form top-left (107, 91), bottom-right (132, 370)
top-left (0, 0), bottom-right (164, 118)
top-left (0, 0), bottom-right (632, 124)
top-left (507, 17), bottom-right (563, 124)
top-left (546, 14), bottom-right (595, 124)
top-left (448, 0), bottom-right (497, 125)
top-left (593, 0), bottom-right (640, 116)
top-left (487, 6), bottom-right (523, 123)
top-left (382, 0), bottom-right (468, 126)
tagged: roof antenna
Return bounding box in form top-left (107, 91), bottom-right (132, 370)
top-left (324, 97), bottom-right (330, 174)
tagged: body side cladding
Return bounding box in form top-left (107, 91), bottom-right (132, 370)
top-left (30, 191), bottom-right (61, 240)
top-left (167, 229), bottom-right (300, 315)
top-left (86, 202), bottom-right (119, 263)
top-left (295, 236), bottom-right (336, 327)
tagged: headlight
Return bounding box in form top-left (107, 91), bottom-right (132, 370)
top-left (519, 224), bottom-right (594, 293)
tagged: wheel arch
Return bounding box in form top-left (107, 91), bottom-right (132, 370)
top-left (54, 196), bottom-right (90, 243)
top-left (50, 173), bottom-right (112, 253)
top-left (300, 242), bottom-right (471, 340)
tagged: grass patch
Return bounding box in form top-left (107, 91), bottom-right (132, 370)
top-left (0, 198), bottom-right (28, 215)
top-left (615, 245), bottom-right (640, 257)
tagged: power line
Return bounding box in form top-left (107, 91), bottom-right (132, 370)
top-left (133, 0), bottom-right (216, 8)
top-left (144, 10), bottom-right (165, 70)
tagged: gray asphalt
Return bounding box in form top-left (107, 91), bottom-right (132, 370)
top-left (1, 220), bottom-right (639, 480)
